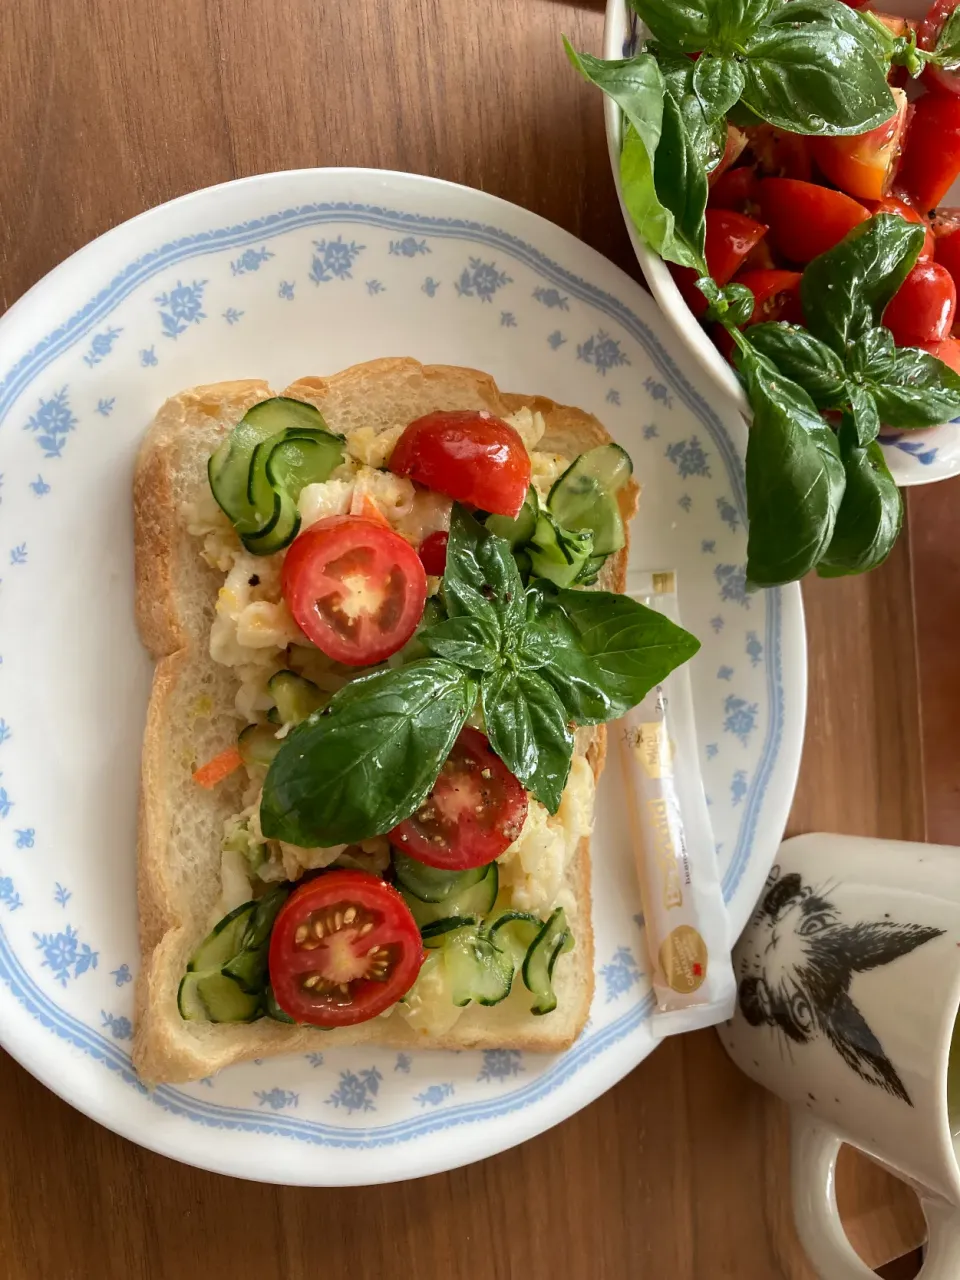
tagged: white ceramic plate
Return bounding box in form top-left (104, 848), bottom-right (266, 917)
top-left (0, 168), bottom-right (805, 1185)
top-left (602, 0), bottom-right (960, 487)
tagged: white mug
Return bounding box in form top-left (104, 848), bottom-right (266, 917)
top-left (721, 834), bottom-right (960, 1279)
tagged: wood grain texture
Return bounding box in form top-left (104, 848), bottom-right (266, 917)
top-left (0, 0), bottom-right (934, 1275)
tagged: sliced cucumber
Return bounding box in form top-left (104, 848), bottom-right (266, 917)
top-left (238, 723), bottom-right (282, 769)
top-left (177, 972), bottom-right (209, 1021)
top-left (264, 985), bottom-right (297, 1023)
top-left (241, 885), bottom-right (291, 951)
top-left (392, 848), bottom-right (487, 903)
top-left (187, 902), bottom-right (256, 972)
top-left (222, 885), bottom-right (290, 992)
top-left (267, 706), bottom-right (282, 725)
top-left (522, 907), bottom-right (574, 1016)
top-left (574, 553), bottom-right (609, 587)
top-left (445, 929), bottom-right (514, 1006)
top-left (485, 486), bottom-right (539, 546)
top-left (547, 444), bottom-right (632, 557)
top-left (195, 971), bottom-right (262, 1022)
top-left (420, 915), bottom-right (480, 949)
top-left (268, 670), bottom-right (327, 725)
top-left (486, 910), bottom-right (542, 967)
top-left (528, 512), bottom-right (594, 588)
top-left (403, 861), bottom-right (499, 929)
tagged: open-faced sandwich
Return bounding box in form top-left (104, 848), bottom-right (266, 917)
top-left (133, 357), bottom-right (699, 1083)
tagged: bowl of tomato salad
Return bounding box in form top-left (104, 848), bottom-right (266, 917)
top-left (586, 0), bottom-right (960, 503)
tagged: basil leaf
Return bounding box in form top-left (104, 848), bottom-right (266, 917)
top-left (704, 0), bottom-right (778, 47)
top-left (935, 6), bottom-right (960, 70)
top-left (741, 21), bottom-right (897, 135)
top-left (482, 668), bottom-right (574, 813)
top-left (848, 383), bottom-right (881, 447)
top-left (530, 583), bottom-right (701, 720)
top-left (818, 440), bottom-right (902, 577)
top-left (629, 0), bottom-right (711, 53)
top-left (442, 505), bottom-right (523, 634)
top-left (746, 322), bottom-right (847, 407)
top-left (850, 325), bottom-right (895, 380)
top-left (657, 49), bottom-right (727, 171)
top-left (869, 347), bottom-right (960, 429)
top-left (654, 89), bottom-right (709, 267)
top-left (786, 0), bottom-right (895, 64)
top-left (692, 55), bottom-right (746, 118)
top-left (700, 279), bottom-right (755, 326)
top-left (738, 347), bottom-right (846, 587)
top-left (802, 214), bottom-right (925, 357)
top-left (419, 616), bottom-right (499, 672)
top-left (260, 660), bottom-right (477, 846)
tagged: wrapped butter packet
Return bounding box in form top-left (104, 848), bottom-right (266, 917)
top-left (618, 569), bottom-right (736, 1037)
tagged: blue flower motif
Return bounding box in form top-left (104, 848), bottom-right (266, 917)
top-left (101, 1011), bottom-right (132, 1040)
top-left (500, 311), bottom-right (517, 327)
top-left (33, 925), bottom-right (98, 986)
top-left (14, 829), bottom-right (34, 851)
top-left (278, 280), bottom-right (296, 300)
top-left (715, 563), bottom-right (749, 607)
top-left (477, 1049), bottom-right (524, 1082)
top-left (389, 236), bottom-right (430, 257)
top-left (82, 327), bottom-right (122, 368)
top-left (665, 436), bottom-right (710, 478)
top-left (10, 544), bottom-right (27, 566)
top-left (716, 496), bottom-right (741, 532)
top-left (718, 665), bottom-right (734, 681)
top-left (326, 1066), bottom-right (382, 1113)
top-left (95, 398), bottom-right (115, 417)
top-left (883, 433), bottom-right (939, 466)
top-left (0, 783), bottom-right (12, 819)
top-left (111, 963), bottom-right (132, 986)
top-left (643, 423), bottom-right (659, 439)
top-left (532, 286), bottom-right (569, 310)
top-left (366, 279), bottom-right (385, 295)
top-left (724, 694), bottom-right (759, 745)
top-left (422, 276), bottom-right (440, 297)
top-left (600, 946), bottom-right (641, 1001)
top-left (705, 743), bottom-right (719, 759)
top-left (30, 475), bottom-right (50, 496)
top-left (0, 720), bottom-right (9, 746)
top-left (24, 387), bottom-right (77, 459)
top-left (0, 875), bottom-right (22, 912)
top-left (547, 330), bottom-right (567, 350)
top-left (577, 330), bottom-right (629, 376)
top-left (255, 1088), bottom-right (299, 1111)
top-left (701, 539), bottom-right (716, 554)
top-left (415, 1083), bottom-right (455, 1107)
top-left (53, 882), bottom-right (71, 908)
top-left (394, 1052), bottom-right (412, 1073)
top-left (746, 631), bottom-right (763, 667)
top-left (155, 279), bottom-right (208, 339)
top-left (140, 347), bottom-right (158, 367)
top-left (606, 389), bottom-right (621, 406)
top-left (710, 615), bottom-right (724, 633)
top-left (222, 308), bottom-right (244, 326)
top-left (230, 245), bottom-right (274, 276)
top-left (305, 1053), bottom-right (325, 1068)
top-left (731, 769), bottom-right (749, 806)
top-left (455, 257), bottom-right (512, 302)
top-left (309, 235), bottom-right (365, 284)
top-left (643, 375), bottom-right (673, 408)
top-left (678, 494), bottom-right (692, 512)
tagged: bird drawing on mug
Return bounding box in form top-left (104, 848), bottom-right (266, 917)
top-left (737, 867), bottom-right (944, 1105)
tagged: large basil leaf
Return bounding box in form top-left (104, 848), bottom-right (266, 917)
top-left (746, 323), bottom-right (847, 407)
top-left (704, 0), bottom-right (779, 47)
top-left (482, 668), bottom-right (574, 814)
top-left (801, 215), bottom-right (925, 357)
top-left (785, 0), bottom-right (895, 64)
top-left (629, 0), bottom-right (711, 52)
top-left (738, 348), bottom-right (846, 587)
top-left (935, 6), bottom-right (960, 69)
top-left (850, 326), bottom-right (895, 380)
top-left (420, 616), bottom-right (499, 671)
top-left (848, 382), bottom-right (881, 447)
top-left (657, 49), bottom-right (727, 172)
top-left (260, 660), bottom-right (476, 846)
top-left (869, 347), bottom-right (960, 429)
top-left (654, 89), bottom-right (708, 266)
top-left (442, 505), bottom-right (524, 634)
top-left (740, 19), bottom-right (897, 135)
top-left (692, 55), bottom-right (746, 118)
top-left (818, 439), bottom-right (902, 577)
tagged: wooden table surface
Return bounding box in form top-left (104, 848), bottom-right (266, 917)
top-left (1, 0), bottom-right (954, 1275)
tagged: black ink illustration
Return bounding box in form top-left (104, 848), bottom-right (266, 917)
top-left (737, 868), bottom-right (944, 1104)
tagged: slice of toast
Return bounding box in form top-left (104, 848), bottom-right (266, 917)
top-left (133, 358), bottom-right (638, 1084)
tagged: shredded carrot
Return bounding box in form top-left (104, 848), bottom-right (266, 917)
top-left (360, 494), bottom-right (390, 526)
top-left (192, 746), bottom-right (243, 789)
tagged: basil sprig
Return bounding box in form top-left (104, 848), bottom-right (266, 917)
top-left (261, 507), bottom-right (699, 843)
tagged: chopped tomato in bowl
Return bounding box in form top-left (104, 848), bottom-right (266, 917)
top-left (810, 89), bottom-right (910, 202)
top-left (671, 209), bottom-right (768, 316)
top-left (757, 179), bottom-right (871, 263)
top-left (883, 260), bottom-right (958, 345)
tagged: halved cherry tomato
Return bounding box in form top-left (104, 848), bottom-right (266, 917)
top-left (713, 269), bottom-right (804, 363)
top-left (743, 125), bottom-right (813, 181)
top-left (709, 125), bottom-right (748, 186)
top-left (920, 0), bottom-right (960, 96)
top-left (883, 260), bottom-right (958, 345)
top-left (757, 179), bottom-right (870, 263)
top-left (866, 194), bottom-right (935, 260)
top-left (281, 516), bottom-right (427, 666)
top-left (389, 410), bottom-right (531, 519)
top-left (919, 336), bottom-right (960, 373)
top-left (897, 93), bottom-right (960, 213)
top-left (709, 165), bottom-right (760, 213)
top-left (672, 209), bottom-right (768, 317)
top-left (268, 871), bottom-right (424, 1027)
top-left (389, 727), bottom-right (528, 870)
top-left (811, 88), bottom-right (909, 202)
top-left (418, 530), bottom-right (448, 576)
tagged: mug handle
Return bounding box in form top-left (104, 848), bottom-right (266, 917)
top-left (791, 1108), bottom-right (960, 1279)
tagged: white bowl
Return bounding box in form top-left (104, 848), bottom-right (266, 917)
top-left (601, 0), bottom-right (960, 486)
